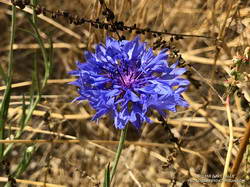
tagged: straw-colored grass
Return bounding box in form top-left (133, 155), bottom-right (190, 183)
top-left (0, 0), bottom-right (249, 186)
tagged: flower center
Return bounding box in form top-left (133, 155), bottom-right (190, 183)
top-left (120, 73), bottom-right (135, 88)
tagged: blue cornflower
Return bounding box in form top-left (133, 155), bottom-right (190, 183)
top-left (69, 36), bottom-right (189, 129)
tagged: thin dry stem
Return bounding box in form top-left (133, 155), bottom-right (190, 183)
top-left (221, 96), bottom-right (234, 187)
top-left (0, 177), bottom-right (66, 187)
top-left (225, 120), bottom-right (250, 187)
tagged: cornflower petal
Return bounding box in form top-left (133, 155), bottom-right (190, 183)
top-left (69, 36), bottom-right (189, 129)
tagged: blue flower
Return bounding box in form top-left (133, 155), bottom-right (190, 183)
top-left (69, 36), bottom-right (189, 129)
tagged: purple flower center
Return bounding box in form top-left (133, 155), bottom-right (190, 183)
top-left (120, 72), bottom-right (136, 88)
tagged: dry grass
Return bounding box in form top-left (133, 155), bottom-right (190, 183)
top-left (0, 0), bottom-right (250, 186)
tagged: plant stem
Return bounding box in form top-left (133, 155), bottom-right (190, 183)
top-left (221, 96), bottom-right (233, 187)
top-left (110, 125), bottom-right (128, 182)
top-left (0, 4), bottom-right (16, 160)
top-left (225, 120), bottom-right (250, 187)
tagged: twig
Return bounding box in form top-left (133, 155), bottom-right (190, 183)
top-left (0, 176), bottom-right (66, 187)
top-left (0, 79), bottom-right (76, 91)
top-left (3, 108), bottom-right (247, 137)
top-left (189, 65), bottom-right (225, 104)
top-left (183, 93), bottom-right (228, 137)
top-left (159, 116), bottom-right (191, 178)
top-left (225, 120), bottom-right (250, 187)
top-left (221, 96), bottom-right (234, 187)
top-left (5, 0), bottom-right (215, 40)
top-left (0, 0), bottom-right (82, 40)
top-left (210, 0), bottom-right (236, 83)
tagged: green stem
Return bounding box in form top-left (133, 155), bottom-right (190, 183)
top-left (0, 5), bottom-right (16, 160)
top-left (31, 0), bottom-right (38, 24)
top-left (110, 125), bottom-right (128, 182)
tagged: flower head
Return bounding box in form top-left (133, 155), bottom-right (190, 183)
top-left (69, 36), bottom-right (189, 129)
